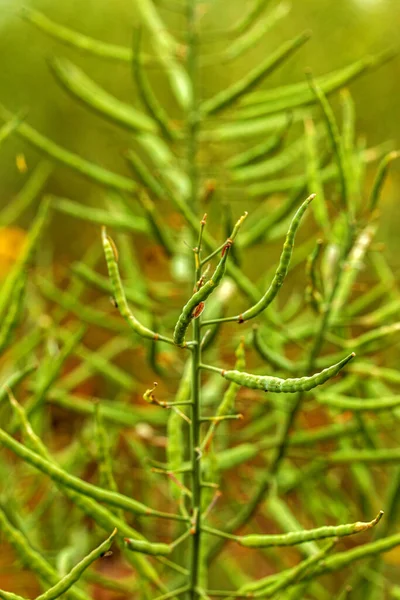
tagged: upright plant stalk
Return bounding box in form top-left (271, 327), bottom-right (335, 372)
top-left (186, 2), bottom-right (202, 597)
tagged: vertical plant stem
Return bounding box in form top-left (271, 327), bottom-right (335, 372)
top-left (187, 1), bottom-right (201, 598)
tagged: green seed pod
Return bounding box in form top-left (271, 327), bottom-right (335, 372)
top-left (20, 7), bottom-right (136, 62)
top-left (317, 393), bottom-right (400, 412)
top-left (307, 71), bottom-right (349, 211)
top-left (102, 228), bottom-right (173, 344)
top-left (0, 161), bottom-right (53, 227)
top-left (125, 150), bottom-right (167, 202)
top-left (49, 56), bottom-right (157, 134)
top-left (134, 0), bottom-right (191, 110)
top-left (133, 29), bottom-right (178, 141)
top-left (201, 31), bottom-right (311, 115)
top-left (238, 49), bottom-right (394, 114)
top-left (0, 508), bottom-right (90, 600)
top-left (124, 538), bottom-right (171, 556)
top-left (35, 530), bottom-right (117, 600)
top-left (0, 272), bottom-right (26, 355)
top-left (51, 196), bottom-right (148, 234)
top-left (369, 150), bottom-right (400, 213)
top-left (0, 105), bottom-right (136, 193)
top-left (173, 214), bottom-right (247, 347)
top-left (252, 325), bottom-right (296, 373)
top-left (238, 194), bottom-right (313, 322)
top-left (0, 427), bottom-right (185, 520)
top-left (220, 352), bottom-right (355, 393)
top-left (304, 117), bottom-right (330, 235)
top-left (239, 511), bottom-right (383, 548)
top-left (226, 116), bottom-right (291, 170)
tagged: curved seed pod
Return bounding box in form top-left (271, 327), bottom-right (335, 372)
top-left (243, 540), bottom-right (335, 597)
top-left (252, 325), bottom-right (296, 373)
top-left (239, 512), bottom-right (383, 548)
top-left (125, 150), bottom-right (167, 201)
top-left (0, 105), bottom-right (136, 193)
top-left (173, 214), bottom-right (247, 347)
top-left (49, 56), bottom-right (157, 134)
top-left (124, 538), bottom-right (171, 556)
top-left (307, 72), bottom-right (349, 211)
top-left (135, 0), bottom-right (191, 109)
top-left (133, 29), bottom-right (178, 141)
top-left (238, 195), bottom-right (313, 322)
top-left (0, 114), bottom-right (24, 145)
top-left (317, 393), bottom-right (400, 412)
top-left (0, 427), bottom-right (186, 520)
top-left (304, 117), bottom-right (330, 235)
top-left (0, 161), bottom-right (53, 227)
top-left (51, 196), bottom-right (148, 234)
top-left (232, 0), bottom-right (273, 36)
top-left (0, 508), bottom-right (89, 600)
top-left (102, 228), bottom-right (173, 344)
top-left (200, 112), bottom-right (291, 143)
top-left (34, 530), bottom-right (117, 600)
top-left (220, 352), bottom-right (355, 393)
top-left (0, 272), bottom-right (26, 355)
top-left (238, 49), bottom-right (395, 112)
top-left (201, 31), bottom-right (311, 115)
top-left (369, 150), bottom-right (400, 213)
top-left (21, 7), bottom-right (135, 62)
top-left (0, 364), bottom-right (36, 404)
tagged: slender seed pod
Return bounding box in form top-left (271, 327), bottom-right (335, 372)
top-left (0, 105), bottom-right (136, 193)
top-left (232, 131), bottom-right (322, 183)
top-left (34, 530), bottom-right (117, 600)
top-left (238, 194), bottom-right (313, 322)
top-left (102, 228), bottom-right (173, 345)
top-left (252, 541), bottom-right (336, 598)
top-left (124, 538), bottom-right (171, 556)
top-left (49, 57), bottom-right (157, 134)
top-left (71, 262), bottom-right (148, 308)
top-left (239, 511), bottom-right (383, 548)
top-left (133, 29), bottom-right (178, 141)
top-left (369, 150), bottom-right (400, 213)
top-left (0, 114), bottom-right (24, 145)
top-left (304, 117), bottom-right (330, 235)
top-left (13, 326), bottom-right (86, 430)
top-left (201, 31), bottom-right (311, 115)
top-left (136, 190), bottom-right (175, 257)
top-left (0, 272), bottom-right (26, 355)
top-left (317, 393), bottom-right (400, 412)
top-left (305, 239), bottom-right (324, 313)
top-left (125, 150), bottom-right (167, 201)
top-left (232, 0), bottom-right (273, 36)
top-left (7, 392), bottom-right (163, 587)
top-left (0, 364), bottom-right (36, 404)
top-left (51, 196), bottom-right (148, 234)
top-left (0, 427), bottom-right (186, 521)
top-left (0, 161), bottom-right (53, 227)
top-left (218, 352), bottom-right (355, 393)
top-left (0, 509), bottom-right (89, 600)
top-left (134, 0), bottom-right (191, 109)
top-left (173, 213), bottom-right (247, 347)
top-left (226, 116), bottom-right (291, 169)
top-left (237, 49), bottom-right (394, 114)
top-left (95, 404), bottom-right (119, 493)
top-left (307, 72), bottom-right (349, 211)
top-left (252, 325), bottom-right (296, 373)
top-left (20, 7), bottom-right (136, 62)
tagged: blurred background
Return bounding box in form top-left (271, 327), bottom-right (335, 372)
top-left (0, 0), bottom-right (399, 251)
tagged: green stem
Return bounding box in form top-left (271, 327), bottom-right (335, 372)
top-left (186, 1), bottom-right (202, 598)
